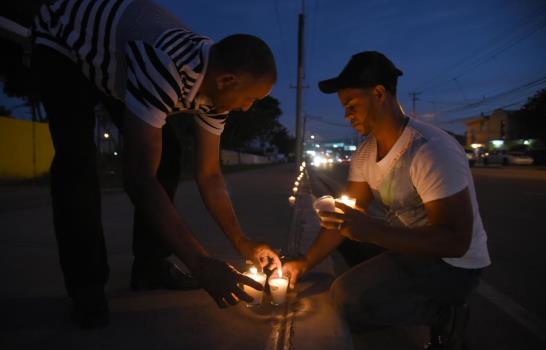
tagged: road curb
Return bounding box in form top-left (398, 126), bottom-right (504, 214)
top-left (268, 167), bottom-right (353, 350)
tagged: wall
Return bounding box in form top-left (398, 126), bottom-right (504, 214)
top-left (220, 149), bottom-right (272, 165)
top-left (0, 116), bottom-right (54, 180)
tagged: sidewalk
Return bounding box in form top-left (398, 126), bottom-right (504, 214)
top-left (0, 163), bottom-right (351, 350)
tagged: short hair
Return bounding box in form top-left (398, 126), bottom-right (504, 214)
top-left (212, 34), bottom-right (277, 81)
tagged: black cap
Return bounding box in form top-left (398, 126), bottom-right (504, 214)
top-left (318, 51), bottom-right (403, 94)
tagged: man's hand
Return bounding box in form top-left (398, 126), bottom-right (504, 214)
top-left (236, 237), bottom-right (282, 272)
top-left (196, 257), bottom-right (262, 308)
top-left (317, 212), bottom-right (344, 231)
top-left (282, 259), bottom-right (308, 290)
top-left (319, 202), bottom-right (376, 242)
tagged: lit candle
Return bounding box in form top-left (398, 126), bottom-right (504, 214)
top-left (288, 195), bottom-right (296, 205)
top-left (336, 195), bottom-right (356, 209)
top-left (294, 181), bottom-right (300, 186)
top-left (243, 267), bottom-right (266, 306)
top-left (293, 186), bottom-right (298, 193)
top-left (268, 269), bottom-right (289, 305)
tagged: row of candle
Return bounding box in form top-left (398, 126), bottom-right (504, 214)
top-left (238, 162), bottom-right (307, 307)
top-left (288, 161), bottom-right (307, 205)
top-left (242, 266), bottom-right (289, 307)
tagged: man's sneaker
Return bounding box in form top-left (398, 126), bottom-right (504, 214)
top-left (71, 289), bottom-right (110, 329)
top-left (424, 303), bottom-right (469, 350)
top-left (130, 259), bottom-right (201, 291)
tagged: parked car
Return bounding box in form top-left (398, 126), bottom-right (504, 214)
top-left (482, 150), bottom-right (505, 165)
top-left (527, 149), bottom-right (546, 165)
top-left (482, 150), bottom-right (534, 165)
top-left (505, 151), bottom-right (534, 165)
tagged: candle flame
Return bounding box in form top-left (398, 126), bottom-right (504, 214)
top-left (249, 266), bottom-right (257, 274)
top-left (278, 268), bottom-right (283, 278)
top-left (341, 195), bottom-right (349, 201)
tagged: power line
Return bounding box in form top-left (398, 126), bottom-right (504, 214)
top-left (434, 76), bottom-right (546, 119)
top-left (441, 96), bottom-right (533, 125)
top-left (416, 4), bottom-right (546, 92)
top-left (452, 18), bottom-right (546, 81)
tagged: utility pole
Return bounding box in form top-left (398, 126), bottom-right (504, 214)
top-left (295, 2), bottom-right (305, 166)
top-left (409, 91), bottom-right (421, 118)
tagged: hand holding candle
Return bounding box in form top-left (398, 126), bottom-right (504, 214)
top-left (235, 237), bottom-right (282, 272)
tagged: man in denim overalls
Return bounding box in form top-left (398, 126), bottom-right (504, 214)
top-left (284, 52), bottom-right (490, 350)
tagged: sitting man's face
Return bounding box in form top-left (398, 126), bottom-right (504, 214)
top-left (338, 86), bottom-right (383, 136)
top-left (212, 73), bottom-right (273, 113)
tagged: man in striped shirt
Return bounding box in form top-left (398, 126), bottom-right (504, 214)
top-left (32, 0), bottom-right (280, 328)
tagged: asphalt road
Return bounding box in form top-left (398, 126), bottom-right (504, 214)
top-left (309, 163), bottom-right (546, 349)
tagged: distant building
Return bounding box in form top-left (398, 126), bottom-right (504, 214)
top-left (464, 109), bottom-right (538, 150)
top-left (465, 109), bottom-right (510, 146)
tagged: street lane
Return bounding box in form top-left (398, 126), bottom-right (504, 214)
top-left (309, 163), bottom-right (546, 348)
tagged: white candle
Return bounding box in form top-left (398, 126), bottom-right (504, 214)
top-left (313, 195), bottom-right (344, 227)
top-left (336, 195), bottom-right (356, 209)
top-left (243, 267), bottom-right (266, 306)
top-left (313, 195), bottom-right (335, 212)
top-left (269, 270), bottom-right (289, 305)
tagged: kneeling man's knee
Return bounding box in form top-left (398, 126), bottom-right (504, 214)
top-left (330, 277), bottom-right (358, 319)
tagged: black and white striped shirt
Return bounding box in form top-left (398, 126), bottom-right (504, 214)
top-left (32, 0), bottom-right (227, 134)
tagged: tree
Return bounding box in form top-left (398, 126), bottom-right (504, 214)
top-left (269, 124), bottom-right (295, 155)
top-left (512, 89), bottom-right (546, 143)
top-left (221, 96), bottom-right (284, 151)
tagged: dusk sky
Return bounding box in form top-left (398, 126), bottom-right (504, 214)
top-left (2, 0), bottom-right (546, 141)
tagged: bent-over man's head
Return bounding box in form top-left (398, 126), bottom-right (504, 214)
top-left (203, 34), bottom-right (277, 113)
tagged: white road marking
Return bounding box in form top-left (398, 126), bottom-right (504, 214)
top-left (522, 192), bottom-right (546, 197)
top-left (477, 281), bottom-right (546, 343)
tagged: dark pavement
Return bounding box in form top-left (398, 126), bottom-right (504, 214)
top-left (0, 163), bottom-right (352, 350)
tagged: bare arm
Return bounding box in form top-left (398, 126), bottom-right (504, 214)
top-left (327, 188), bottom-right (474, 258)
top-left (122, 113), bottom-right (266, 307)
top-left (121, 113), bottom-right (209, 273)
top-left (283, 181), bottom-right (373, 287)
top-left (193, 123), bottom-right (281, 269)
top-left (193, 124), bottom-right (244, 245)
